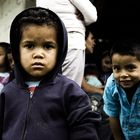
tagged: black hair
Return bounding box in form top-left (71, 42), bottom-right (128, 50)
top-left (11, 8), bottom-right (61, 52)
top-left (84, 64), bottom-right (99, 77)
top-left (0, 42), bottom-right (10, 53)
top-left (110, 39), bottom-right (140, 61)
top-left (0, 42), bottom-right (11, 72)
top-left (85, 24), bottom-right (96, 40)
top-left (85, 29), bottom-right (90, 40)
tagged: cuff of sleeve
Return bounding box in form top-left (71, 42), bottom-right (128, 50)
top-left (103, 105), bottom-right (119, 117)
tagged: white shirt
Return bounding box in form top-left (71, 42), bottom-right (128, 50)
top-left (36, 0), bottom-right (97, 34)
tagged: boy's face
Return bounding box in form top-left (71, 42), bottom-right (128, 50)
top-left (19, 24), bottom-right (58, 81)
top-left (0, 47), bottom-right (6, 72)
top-left (112, 54), bottom-right (140, 89)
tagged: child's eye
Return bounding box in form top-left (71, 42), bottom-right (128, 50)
top-left (25, 44), bottom-right (34, 49)
top-left (43, 44), bottom-right (55, 50)
top-left (126, 64), bottom-right (136, 71)
top-left (112, 65), bottom-right (120, 72)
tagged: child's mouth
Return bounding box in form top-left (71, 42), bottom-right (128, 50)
top-left (32, 62), bottom-right (44, 68)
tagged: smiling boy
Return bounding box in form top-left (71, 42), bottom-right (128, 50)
top-left (103, 39), bottom-right (140, 140)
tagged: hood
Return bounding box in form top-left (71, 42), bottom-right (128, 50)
top-left (10, 7), bottom-right (68, 85)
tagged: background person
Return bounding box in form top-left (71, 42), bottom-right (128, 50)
top-left (0, 42), bottom-right (12, 91)
top-left (82, 27), bottom-right (104, 95)
top-left (82, 27), bottom-right (114, 140)
top-left (36, 0), bottom-right (97, 86)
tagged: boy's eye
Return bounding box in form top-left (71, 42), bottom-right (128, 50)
top-left (112, 65), bottom-right (120, 71)
top-left (43, 44), bottom-right (55, 50)
top-left (25, 44), bottom-right (34, 49)
top-left (126, 64), bottom-right (136, 71)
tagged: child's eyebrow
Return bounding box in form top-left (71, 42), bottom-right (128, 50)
top-left (21, 40), bottom-right (34, 44)
top-left (112, 64), bottom-right (119, 68)
top-left (43, 41), bottom-right (58, 47)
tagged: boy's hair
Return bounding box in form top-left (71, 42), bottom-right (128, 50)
top-left (11, 8), bottom-right (61, 52)
top-left (85, 29), bottom-right (91, 40)
top-left (85, 24), bottom-right (96, 40)
top-left (0, 42), bottom-right (10, 53)
top-left (110, 39), bottom-right (140, 61)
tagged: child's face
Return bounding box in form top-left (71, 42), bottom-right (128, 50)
top-left (101, 55), bottom-right (112, 73)
top-left (19, 24), bottom-right (58, 81)
top-left (112, 54), bottom-right (140, 89)
top-left (0, 47), bottom-right (6, 72)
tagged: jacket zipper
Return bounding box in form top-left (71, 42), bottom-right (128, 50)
top-left (21, 90), bottom-right (33, 140)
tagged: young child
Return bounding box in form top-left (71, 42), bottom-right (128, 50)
top-left (84, 64), bottom-right (103, 88)
top-left (0, 7), bottom-right (101, 140)
top-left (97, 51), bottom-right (112, 85)
top-left (103, 39), bottom-right (140, 140)
top-left (0, 42), bottom-right (11, 73)
top-left (0, 42), bottom-right (12, 91)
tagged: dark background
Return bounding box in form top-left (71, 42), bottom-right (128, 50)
top-left (86, 0), bottom-right (140, 64)
top-left (93, 0), bottom-right (140, 40)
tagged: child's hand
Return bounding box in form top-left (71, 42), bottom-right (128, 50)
top-left (99, 86), bottom-right (104, 90)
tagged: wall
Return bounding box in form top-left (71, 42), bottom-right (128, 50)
top-left (0, 0), bottom-right (36, 42)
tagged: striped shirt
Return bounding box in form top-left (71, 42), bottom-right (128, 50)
top-left (26, 81), bottom-right (40, 98)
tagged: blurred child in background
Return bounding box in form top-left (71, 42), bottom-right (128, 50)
top-left (0, 42), bottom-right (12, 91)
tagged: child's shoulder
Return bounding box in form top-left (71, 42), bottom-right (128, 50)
top-left (1, 79), bottom-right (16, 91)
top-left (105, 73), bottom-right (118, 92)
top-left (106, 73), bottom-right (115, 85)
top-left (57, 74), bottom-right (85, 92)
top-left (56, 74), bottom-right (87, 97)
top-left (57, 74), bottom-right (80, 86)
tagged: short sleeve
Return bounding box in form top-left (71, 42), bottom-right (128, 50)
top-left (103, 74), bottom-right (120, 117)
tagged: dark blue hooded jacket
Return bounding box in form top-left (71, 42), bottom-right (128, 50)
top-left (0, 7), bottom-right (100, 140)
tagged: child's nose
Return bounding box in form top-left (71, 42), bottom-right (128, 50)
top-left (33, 49), bottom-right (44, 58)
top-left (120, 70), bottom-right (129, 78)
